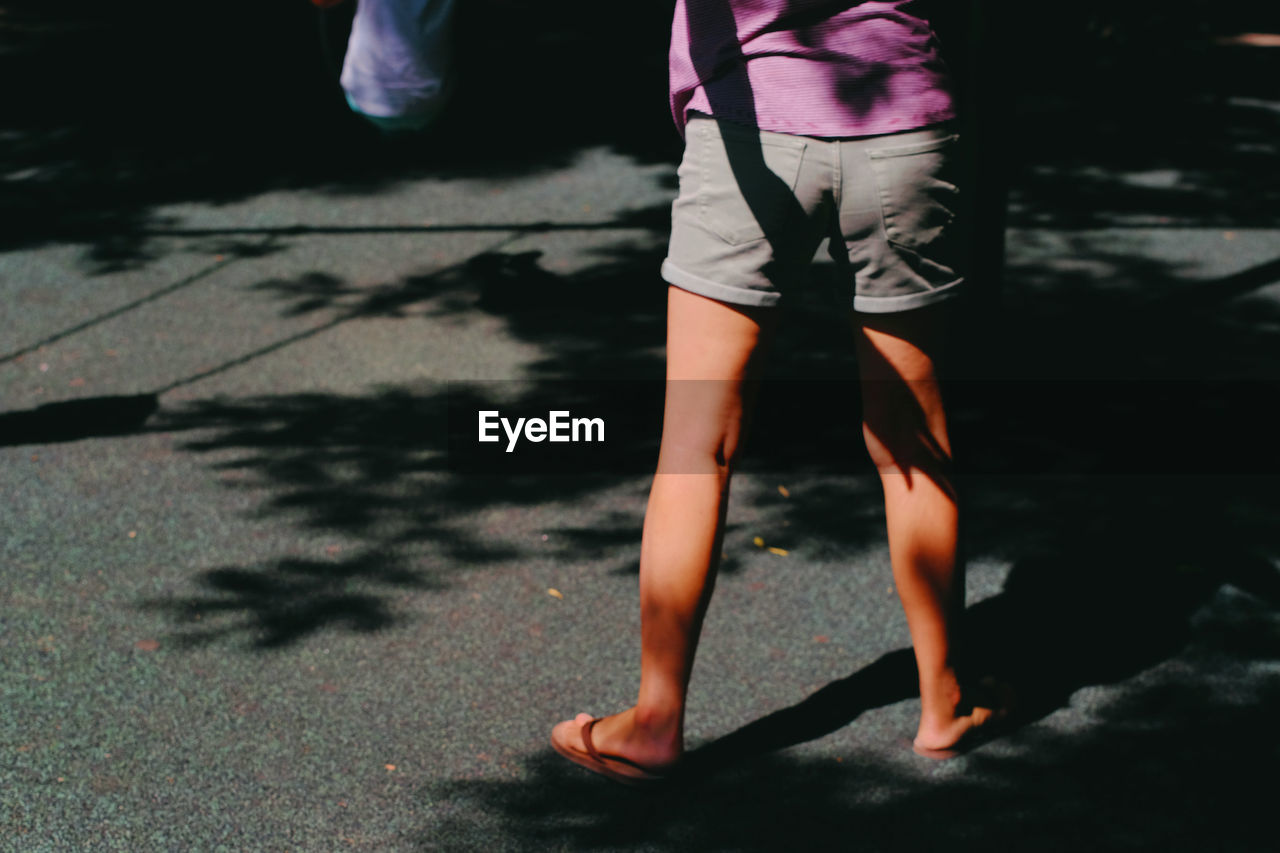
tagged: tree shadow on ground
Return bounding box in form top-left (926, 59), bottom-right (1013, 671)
top-left (136, 384), bottom-right (654, 649)
top-left (115, 213), bottom-right (673, 646)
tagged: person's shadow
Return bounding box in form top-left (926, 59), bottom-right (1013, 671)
top-left (683, 511), bottom-right (1280, 776)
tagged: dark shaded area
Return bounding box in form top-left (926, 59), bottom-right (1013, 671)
top-left (418, 519), bottom-right (1278, 848)
top-left (0, 0), bottom-right (679, 270)
top-left (442, 374), bottom-right (1280, 476)
top-left (423, 628), bottom-right (1279, 851)
top-left (145, 550), bottom-right (437, 650)
top-left (988, 2), bottom-right (1280, 232)
top-left (0, 394), bottom-right (158, 445)
top-left (686, 505), bottom-right (1280, 782)
top-left (961, 527), bottom-right (1280, 720)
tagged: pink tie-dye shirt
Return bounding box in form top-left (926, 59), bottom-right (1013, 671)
top-left (670, 0), bottom-right (955, 138)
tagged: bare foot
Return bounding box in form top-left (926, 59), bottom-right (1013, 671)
top-left (912, 680), bottom-right (1016, 760)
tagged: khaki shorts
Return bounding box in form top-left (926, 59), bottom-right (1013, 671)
top-left (662, 115), bottom-right (964, 313)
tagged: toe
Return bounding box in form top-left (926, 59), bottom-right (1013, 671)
top-left (551, 713), bottom-right (594, 752)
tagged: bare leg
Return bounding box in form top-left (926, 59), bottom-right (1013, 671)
top-left (854, 306), bottom-right (993, 752)
top-left (552, 286), bottom-right (776, 770)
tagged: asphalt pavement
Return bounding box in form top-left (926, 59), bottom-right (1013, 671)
top-left (3, 4), bottom-right (1279, 851)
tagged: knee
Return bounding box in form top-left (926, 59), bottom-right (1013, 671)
top-left (862, 420), bottom-right (899, 473)
top-left (862, 419), bottom-right (953, 486)
top-left (658, 432), bottom-right (743, 479)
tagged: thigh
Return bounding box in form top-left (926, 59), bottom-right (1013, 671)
top-left (854, 306), bottom-right (948, 386)
top-left (852, 306), bottom-right (954, 480)
top-left (658, 286), bottom-right (778, 474)
top-left (666, 285), bottom-right (776, 381)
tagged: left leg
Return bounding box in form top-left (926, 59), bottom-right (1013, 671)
top-left (853, 305), bottom-right (993, 752)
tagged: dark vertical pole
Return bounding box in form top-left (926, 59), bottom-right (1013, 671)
top-left (967, 0), bottom-right (1009, 315)
top-left (937, 0), bottom-right (1010, 374)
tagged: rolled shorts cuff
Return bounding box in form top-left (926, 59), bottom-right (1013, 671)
top-left (661, 259), bottom-right (783, 308)
top-left (852, 276), bottom-right (964, 314)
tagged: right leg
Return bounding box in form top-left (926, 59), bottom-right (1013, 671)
top-left (552, 285), bottom-right (776, 770)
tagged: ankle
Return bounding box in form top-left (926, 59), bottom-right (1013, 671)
top-left (918, 671), bottom-right (964, 725)
top-left (631, 704), bottom-right (683, 743)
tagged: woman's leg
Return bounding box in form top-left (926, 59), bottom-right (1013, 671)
top-left (853, 305), bottom-right (992, 752)
top-left (552, 285), bottom-right (776, 769)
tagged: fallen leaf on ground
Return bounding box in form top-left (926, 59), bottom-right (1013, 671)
top-left (547, 588), bottom-right (564, 600)
top-left (778, 485), bottom-right (790, 497)
top-left (134, 639), bottom-right (160, 652)
top-left (385, 764), bottom-right (396, 772)
top-left (767, 547), bottom-right (789, 556)
top-left (753, 536), bottom-right (765, 548)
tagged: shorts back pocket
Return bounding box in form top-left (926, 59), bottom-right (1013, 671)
top-left (867, 134), bottom-right (960, 253)
top-left (693, 119), bottom-right (807, 246)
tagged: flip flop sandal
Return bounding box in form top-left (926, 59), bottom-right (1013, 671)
top-left (551, 717), bottom-right (675, 788)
